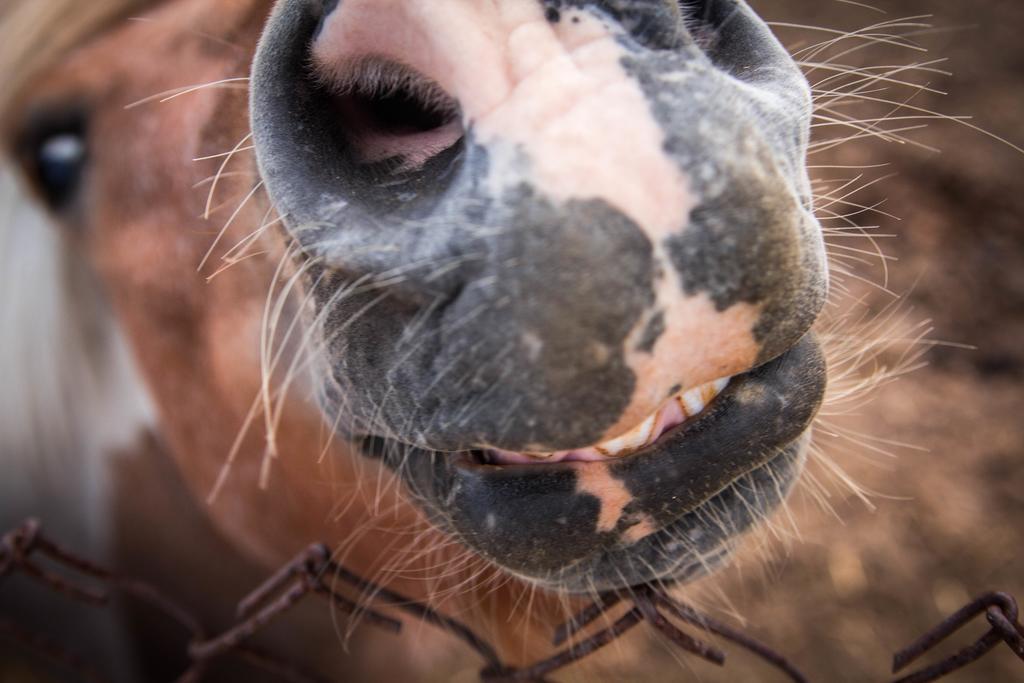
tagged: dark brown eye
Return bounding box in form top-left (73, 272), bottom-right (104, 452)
top-left (18, 108), bottom-right (89, 211)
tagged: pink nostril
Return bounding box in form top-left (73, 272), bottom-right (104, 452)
top-left (311, 2), bottom-right (466, 170)
top-left (315, 58), bottom-right (464, 169)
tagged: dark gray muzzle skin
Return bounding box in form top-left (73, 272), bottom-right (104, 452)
top-left (250, 0), bottom-right (828, 454)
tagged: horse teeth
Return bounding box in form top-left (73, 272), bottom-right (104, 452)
top-left (594, 414), bottom-right (657, 457)
top-left (597, 377), bottom-right (730, 458)
top-left (681, 386), bottom-right (707, 417)
top-left (486, 377), bottom-right (730, 463)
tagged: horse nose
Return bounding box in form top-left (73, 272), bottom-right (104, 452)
top-left (250, 0), bottom-right (827, 453)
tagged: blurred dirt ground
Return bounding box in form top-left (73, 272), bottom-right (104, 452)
top-left (650, 1), bottom-right (1024, 681)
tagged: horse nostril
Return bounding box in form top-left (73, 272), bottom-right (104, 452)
top-left (314, 57), bottom-right (465, 170)
top-left (250, 1), bottom-right (467, 219)
top-left (250, 0), bottom-right (475, 304)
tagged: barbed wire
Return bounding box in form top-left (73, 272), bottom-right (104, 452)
top-left (1, 519), bottom-right (1021, 682)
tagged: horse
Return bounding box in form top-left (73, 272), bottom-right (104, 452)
top-left (0, 1), bottom-right (922, 679)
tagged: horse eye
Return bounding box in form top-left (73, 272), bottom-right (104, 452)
top-left (33, 130), bottom-right (87, 209)
top-left (16, 108), bottom-right (89, 211)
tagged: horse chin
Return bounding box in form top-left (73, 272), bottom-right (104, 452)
top-left (350, 334), bottom-right (826, 593)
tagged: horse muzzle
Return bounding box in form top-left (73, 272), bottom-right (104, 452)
top-left (250, 0), bottom-right (828, 590)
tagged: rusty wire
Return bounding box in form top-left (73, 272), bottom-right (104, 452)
top-left (1, 519), bottom-right (1021, 682)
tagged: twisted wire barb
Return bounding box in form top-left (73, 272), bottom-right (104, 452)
top-left (891, 591), bottom-right (1024, 683)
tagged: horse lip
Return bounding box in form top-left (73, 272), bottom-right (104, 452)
top-left (448, 332), bottom-right (823, 475)
top-left (359, 333), bottom-right (826, 589)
